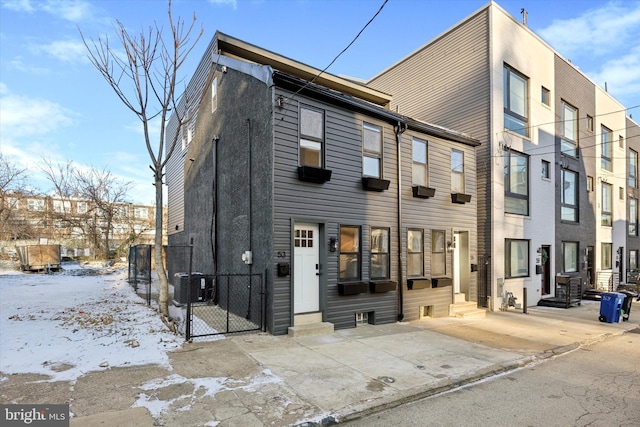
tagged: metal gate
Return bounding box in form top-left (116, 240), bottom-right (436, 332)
top-left (128, 244), bottom-right (152, 304)
top-left (186, 273), bottom-right (265, 340)
top-left (477, 254), bottom-right (490, 308)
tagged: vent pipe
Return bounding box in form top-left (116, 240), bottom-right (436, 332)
top-left (520, 8), bottom-right (528, 26)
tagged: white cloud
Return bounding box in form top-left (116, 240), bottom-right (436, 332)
top-left (208, 0), bottom-right (238, 10)
top-left (7, 57), bottom-right (49, 74)
top-left (0, 90), bottom-right (75, 139)
top-left (1, 0), bottom-right (97, 23)
top-left (586, 45), bottom-right (640, 107)
top-left (0, 0), bottom-right (35, 13)
top-left (42, 0), bottom-right (94, 22)
top-left (538, 2), bottom-right (640, 57)
top-left (30, 39), bottom-right (88, 63)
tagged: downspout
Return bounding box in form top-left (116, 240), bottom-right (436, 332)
top-left (211, 136), bottom-right (219, 275)
top-left (246, 118), bottom-right (253, 319)
top-left (210, 135), bottom-right (219, 305)
top-left (395, 121), bottom-right (407, 321)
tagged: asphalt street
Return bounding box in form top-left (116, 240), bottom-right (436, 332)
top-left (342, 330), bottom-right (640, 427)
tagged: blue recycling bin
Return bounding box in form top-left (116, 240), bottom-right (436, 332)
top-left (598, 292), bottom-right (624, 323)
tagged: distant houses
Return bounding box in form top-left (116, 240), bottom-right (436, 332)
top-left (0, 192), bottom-right (159, 260)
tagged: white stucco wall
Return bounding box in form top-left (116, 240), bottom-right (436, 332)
top-left (594, 86), bottom-right (627, 281)
top-left (488, 5), bottom-right (557, 309)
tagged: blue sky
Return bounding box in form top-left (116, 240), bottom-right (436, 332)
top-left (1, 0), bottom-right (639, 204)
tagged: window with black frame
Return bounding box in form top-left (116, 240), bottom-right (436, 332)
top-left (503, 65), bottom-right (529, 137)
top-left (561, 169), bottom-right (578, 222)
top-left (407, 229), bottom-right (424, 278)
top-left (371, 227), bottom-right (390, 280)
top-left (339, 225), bottom-right (360, 281)
top-left (505, 238), bottom-right (529, 278)
top-left (299, 106), bottom-right (324, 167)
top-left (504, 149), bottom-right (529, 215)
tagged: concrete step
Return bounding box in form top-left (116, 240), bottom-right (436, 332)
top-left (287, 322), bottom-right (334, 338)
top-left (454, 308), bottom-right (486, 319)
top-left (449, 301), bottom-right (486, 319)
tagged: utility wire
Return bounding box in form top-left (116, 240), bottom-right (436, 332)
top-left (496, 126), bottom-right (640, 159)
top-left (278, 0), bottom-right (389, 108)
top-left (502, 104), bottom-right (640, 136)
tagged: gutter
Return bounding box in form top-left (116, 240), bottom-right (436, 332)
top-left (395, 121), bottom-right (407, 321)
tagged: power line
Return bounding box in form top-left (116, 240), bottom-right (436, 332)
top-left (501, 104), bottom-right (640, 140)
top-left (496, 125), bottom-right (640, 159)
top-left (277, 0), bottom-right (389, 110)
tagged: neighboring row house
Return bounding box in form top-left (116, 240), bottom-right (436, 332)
top-left (367, 1), bottom-right (640, 310)
top-left (166, 32), bottom-right (481, 335)
top-left (0, 193), bottom-right (157, 258)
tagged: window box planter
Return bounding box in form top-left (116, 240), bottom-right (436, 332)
top-left (297, 166), bottom-right (332, 184)
top-left (407, 278), bottom-right (431, 290)
top-left (362, 177), bottom-right (390, 192)
top-left (451, 193), bottom-right (472, 204)
top-left (412, 185), bottom-right (436, 199)
top-left (369, 280), bottom-right (397, 293)
top-left (338, 282), bottom-right (368, 296)
top-left (431, 277), bottom-right (452, 287)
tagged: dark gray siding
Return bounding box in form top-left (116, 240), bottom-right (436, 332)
top-left (554, 54), bottom-right (596, 285)
top-left (368, 9), bottom-right (490, 300)
top-left (272, 88), bottom-right (400, 334)
top-left (271, 88), bottom-right (478, 333)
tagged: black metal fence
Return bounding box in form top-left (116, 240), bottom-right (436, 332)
top-left (165, 244), bottom-right (265, 340)
top-left (128, 244), bottom-right (152, 304)
top-left (186, 273), bottom-right (265, 340)
top-left (626, 269), bottom-right (640, 285)
top-left (477, 255), bottom-right (490, 308)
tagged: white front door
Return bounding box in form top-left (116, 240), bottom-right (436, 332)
top-left (294, 223), bottom-right (320, 314)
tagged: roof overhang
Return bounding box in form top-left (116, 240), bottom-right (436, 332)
top-left (274, 72), bottom-right (480, 147)
top-left (216, 31), bottom-right (392, 107)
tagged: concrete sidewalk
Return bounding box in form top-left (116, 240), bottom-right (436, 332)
top-left (70, 300), bottom-right (640, 426)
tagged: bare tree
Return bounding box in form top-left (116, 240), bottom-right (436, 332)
top-left (40, 158), bottom-right (132, 259)
top-left (40, 158), bottom-right (81, 239)
top-left (0, 153), bottom-right (31, 240)
top-left (75, 167), bottom-right (131, 259)
top-left (0, 153), bottom-right (28, 195)
top-left (80, 1), bottom-right (204, 317)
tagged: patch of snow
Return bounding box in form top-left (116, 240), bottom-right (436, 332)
top-left (0, 268), bottom-right (180, 382)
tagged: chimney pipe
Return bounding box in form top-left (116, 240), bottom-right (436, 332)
top-left (520, 8), bottom-right (528, 26)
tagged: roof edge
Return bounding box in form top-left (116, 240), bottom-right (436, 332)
top-left (215, 31), bottom-right (392, 107)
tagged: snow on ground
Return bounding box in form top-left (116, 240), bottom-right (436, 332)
top-left (0, 262), bottom-right (182, 382)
